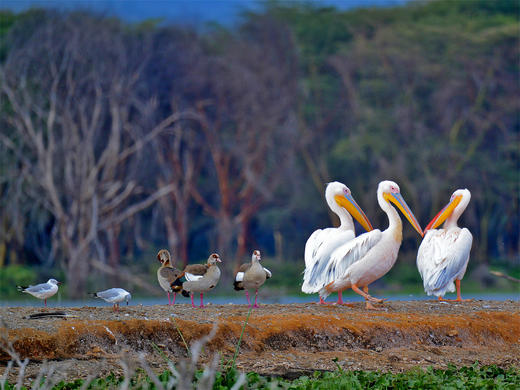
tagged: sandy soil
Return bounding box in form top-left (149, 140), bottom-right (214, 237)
top-left (1, 300), bottom-right (519, 383)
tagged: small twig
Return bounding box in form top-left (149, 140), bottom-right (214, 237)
top-left (151, 342), bottom-right (171, 363)
top-left (490, 270), bottom-right (520, 283)
top-left (138, 353), bottom-right (166, 390)
top-left (0, 361), bottom-right (13, 390)
top-left (78, 374), bottom-right (96, 390)
top-left (232, 308), bottom-right (252, 369)
top-left (170, 317), bottom-right (190, 357)
top-left (118, 358), bottom-right (132, 390)
top-left (15, 358), bottom-right (28, 390)
top-left (229, 372), bottom-right (247, 390)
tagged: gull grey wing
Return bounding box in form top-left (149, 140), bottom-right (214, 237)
top-left (96, 288), bottom-right (123, 300)
top-left (25, 283), bottom-right (52, 294)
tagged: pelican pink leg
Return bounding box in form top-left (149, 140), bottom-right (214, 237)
top-left (336, 291), bottom-right (344, 305)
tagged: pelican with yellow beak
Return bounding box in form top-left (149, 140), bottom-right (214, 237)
top-left (302, 181), bottom-right (373, 304)
top-left (417, 189), bottom-right (472, 301)
top-left (317, 180), bottom-right (423, 309)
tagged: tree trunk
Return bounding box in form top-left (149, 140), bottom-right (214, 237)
top-left (66, 248), bottom-right (89, 299)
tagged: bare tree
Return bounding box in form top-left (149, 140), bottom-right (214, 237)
top-left (0, 13), bottom-right (195, 296)
top-left (187, 17), bottom-right (300, 267)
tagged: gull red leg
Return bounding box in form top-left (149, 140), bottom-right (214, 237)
top-left (44, 299), bottom-right (47, 307)
top-left (168, 292), bottom-right (172, 305)
top-left (172, 292), bottom-right (176, 305)
top-left (191, 293), bottom-right (196, 308)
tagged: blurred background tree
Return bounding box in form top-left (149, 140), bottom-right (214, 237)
top-left (0, 0), bottom-right (518, 297)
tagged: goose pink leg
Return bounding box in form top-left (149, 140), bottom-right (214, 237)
top-left (200, 293), bottom-right (204, 308)
top-left (245, 291), bottom-right (251, 307)
top-left (253, 289), bottom-right (259, 308)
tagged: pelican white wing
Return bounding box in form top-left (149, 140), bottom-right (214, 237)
top-left (304, 229), bottom-right (382, 293)
top-left (302, 228), bottom-right (355, 293)
top-left (417, 227), bottom-right (473, 297)
top-left (304, 228), bottom-right (355, 268)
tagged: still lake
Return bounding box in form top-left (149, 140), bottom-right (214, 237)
top-left (1, 292), bottom-right (517, 308)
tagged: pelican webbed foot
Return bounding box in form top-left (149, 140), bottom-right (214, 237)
top-left (352, 284), bottom-right (386, 303)
top-left (365, 301), bottom-right (385, 310)
top-left (317, 297), bottom-right (334, 305)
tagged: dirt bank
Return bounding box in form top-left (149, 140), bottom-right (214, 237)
top-left (1, 300), bottom-right (519, 382)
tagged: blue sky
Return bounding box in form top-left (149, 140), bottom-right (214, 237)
top-left (1, 0), bottom-right (409, 26)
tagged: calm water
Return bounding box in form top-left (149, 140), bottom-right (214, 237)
top-left (1, 292), bottom-right (517, 308)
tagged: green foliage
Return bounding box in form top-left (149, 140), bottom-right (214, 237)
top-left (2, 364), bottom-right (519, 389)
top-left (0, 265), bottom-right (37, 298)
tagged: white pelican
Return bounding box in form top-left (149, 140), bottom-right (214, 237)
top-left (417, 189), bottom-right (473, 301)
top-left (302, 181), bottom-right (373, 304)
top-left (316, 180), bottom-right (423, 309)
top-left (17, 279), bottom-right (61, 307)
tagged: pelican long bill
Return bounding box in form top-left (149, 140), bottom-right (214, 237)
top-left (334, 194), bottom-right (373, 232)
top-left (424, 194), bottom-right (463, 232)
top-left (383, 192), bottom-right (423, 237)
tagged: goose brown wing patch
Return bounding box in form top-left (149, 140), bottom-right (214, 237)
top-left (160, 267), bottom-right (181, 282)
top-left (236, 263), bottom-right (251, 273)
top-left (184, 264), bottom-right (208, 275)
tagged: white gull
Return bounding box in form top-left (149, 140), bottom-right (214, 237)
top-left (17, 279), bottom-right (60, 307)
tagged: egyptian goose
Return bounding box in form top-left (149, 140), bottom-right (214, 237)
top-left (234, 250), bottom-right (272, 308)
top-left (182, 253), bottom-right (222, 308)
top-left (157, 249), bottom-right (184, 305)
top-left (90, 288), bottom-right (131, 311)
top-left (17, 279), bottom-right (61, 307)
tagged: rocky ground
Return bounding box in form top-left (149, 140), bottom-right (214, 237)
top-left (1, 300), bottom-right (519, 384)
